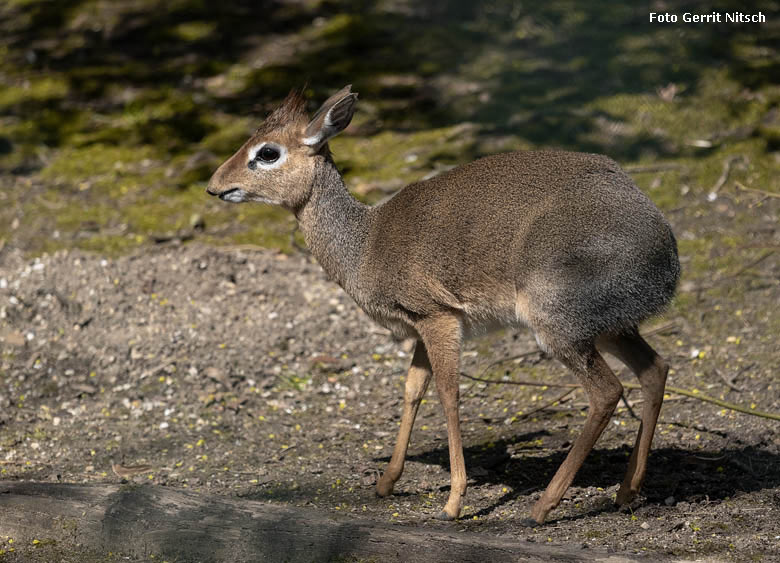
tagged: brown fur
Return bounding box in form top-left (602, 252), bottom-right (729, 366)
top-left (207, 86), bottom-right (681, 525)
top-left (257, 89), bottom-right (308, 135)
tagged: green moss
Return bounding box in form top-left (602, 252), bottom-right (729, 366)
top-left (334, 125), bottom-right (475, 192)
top-left (206, 63), bottom-right (257, 97)
top-left (223, 206), bottom-right (295, 251)
top-left (199, 117), bottom-right (253, 156)
top-left (0, 76), bottom-right (69, 109)
top-left (318, 13), bottom-right (355, 36)
top-left (1, 0), bottom-right (777, 261)
top-left (40, 144), bottom-right (159, 189)
top-left (1, 0), bottom-right (44, 6)
top-left (0, 108), bottom-right (89, 157)
top-left (8, 134), bottom-right (297, 255)
top-left (677, 238), bottom-right (713, 273)
top-left (171, 21), bottom-right (216, 42)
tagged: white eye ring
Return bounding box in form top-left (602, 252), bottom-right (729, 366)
top-left (247, 142), bottom-right (288, 170)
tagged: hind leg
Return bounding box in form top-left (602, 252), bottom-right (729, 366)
top-left (530, 342), bottom-right (623, 524)
top-left (598, 328), bottom-right (669, 505)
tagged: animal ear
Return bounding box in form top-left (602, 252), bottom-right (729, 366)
top-left (302, 85), bottom-right (358, 152)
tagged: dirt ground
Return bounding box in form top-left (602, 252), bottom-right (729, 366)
top-left (1, 181), bottom-right (779, 561)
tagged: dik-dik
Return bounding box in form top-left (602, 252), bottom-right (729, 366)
top-left (207, 86), bottom-right (680, 524)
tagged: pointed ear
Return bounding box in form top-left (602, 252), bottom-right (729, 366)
top-left (302, 85), bottom-right (358, 152)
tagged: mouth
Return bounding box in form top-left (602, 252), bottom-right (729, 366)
top-left (208, 187), bottom-right (247, 203)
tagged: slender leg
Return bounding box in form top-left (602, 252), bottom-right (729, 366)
top-left (417, 314), bottom-right (466, 520)
top-left (599, 330), bottom-right (668, 505)
top-left (376, 341), bottom-right (433, 497)
top-left (530, 346), bottom-right (623, 524)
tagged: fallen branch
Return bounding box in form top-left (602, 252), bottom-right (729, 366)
top-left (729, 250), bottom-right (776, 279)
top-left (736, 243), bottom-right (780, 250)
top-left (0, 482), bottom-right (619, 563)
top-left (462, 371), bottom-right (780, 422)
top-left (709, 155), bottom-right (745, 196)
top-left (735, 181), bottom-right (780, 199)
top-left (475, 350), bottom-right (546, 375)
top-left (634, 383), bottom-right (780, 421)
top-left (641, 320), bottom-right (680, 337)
top-left (219, 243), bottom-right (276, 253)
top-left (462, 372), bottom-right (578, 389)
top-left (138, 357), bottom-right (186, 380)
top-left (714, 366), bottom-right (749, 393)
top-left (619, 389), bottom-right (640, 420)
top-left (698, 250), bottom-right (776, 290)
top-left (514, 389), bottom-right (576, 422)
top-left (625, 163), bottom-right (685, 173)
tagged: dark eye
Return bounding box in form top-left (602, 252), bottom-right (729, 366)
top-left (258, 145), bottom-right (280, 163)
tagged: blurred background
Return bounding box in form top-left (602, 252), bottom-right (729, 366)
top-left (0, 0), bottom-right (777, 255)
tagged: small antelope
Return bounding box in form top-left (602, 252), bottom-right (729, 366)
top-left (207, 86), bottom-right (680, 524)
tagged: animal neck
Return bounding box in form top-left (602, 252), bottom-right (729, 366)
top-left (295, 156), bottom-right (371, 295)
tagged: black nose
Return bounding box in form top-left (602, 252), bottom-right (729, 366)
top-left (206, 187), bottom-right (219, 196)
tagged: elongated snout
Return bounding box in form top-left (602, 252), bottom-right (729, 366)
top-left (206, 161), bottom-right (249, 203)
top-left (206, 165), bottom-right (229, 196)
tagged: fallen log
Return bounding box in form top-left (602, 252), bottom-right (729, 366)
top-left (0, 481), bottom-right (632, 562)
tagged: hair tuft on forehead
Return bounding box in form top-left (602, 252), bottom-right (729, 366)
top-left (258, 88), bottom-right (308, 133)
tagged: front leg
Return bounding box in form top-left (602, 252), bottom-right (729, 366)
top-left (376, 340), bottom-right (432, 497)
top-left (416, 313), bottom-right (466, 520)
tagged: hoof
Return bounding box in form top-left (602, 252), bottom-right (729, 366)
top-left (520, 517), bottom-right (541, 528)
top-left (435, 510), bottom-right (456, 521)
top-left (615, 489), bottom-right (638, 507)
top-left (615, 496), bottom-right (642, 512)
top-left (375, 482), bottom-right (393, 498)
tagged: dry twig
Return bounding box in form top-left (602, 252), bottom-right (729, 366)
top-left (714, 367), bottom-right (746, 393)
top-left (735, 181), bottom-right (780, 199)
top-left (641, 320), bottom-right (679, 337)
top-left (700, 250), bottom-right (776, 290)
top-left (513, 389), bottom-right (576, 422)
top-left (710, 155), bottom-right (746, 195)
top-left (625, 163), bottom-right (685, 174)
top-left (111, 461), bottom-right (153, 479)
top-left (462, 368), bottom-right (780, 422)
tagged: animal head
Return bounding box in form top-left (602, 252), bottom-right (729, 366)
top-left (207, 85), bottom-right (358, 210)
